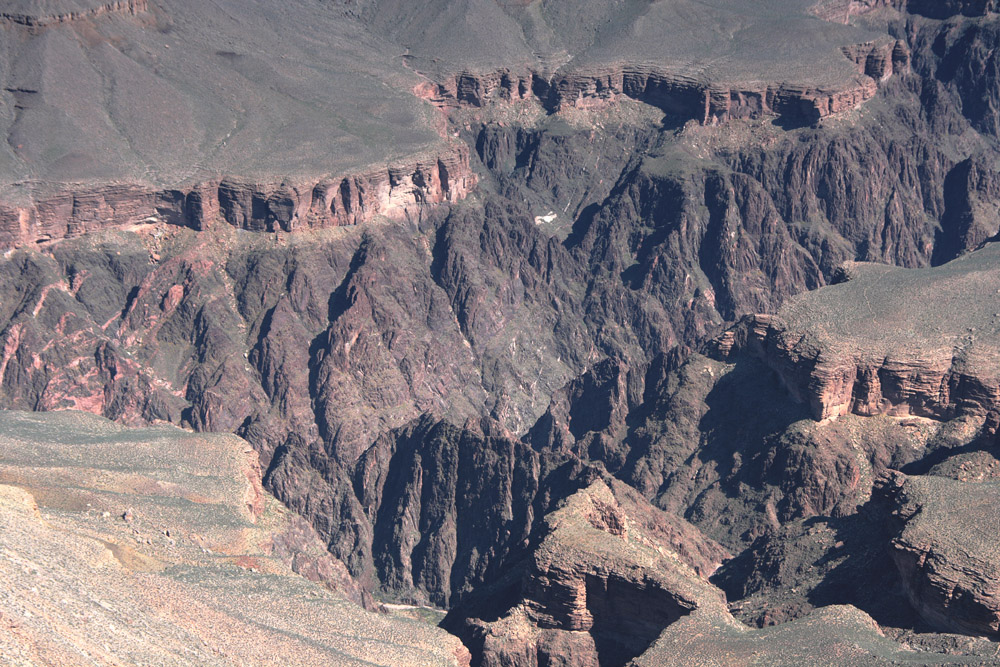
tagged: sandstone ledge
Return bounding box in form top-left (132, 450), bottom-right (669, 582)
top-left (710, 244), bottom-right (1000, 423)
top-left (714, 313), bottom-right (1000, 422)
top-left (415, 41), bottom-right (908, 127)
top-left (0, 143), bottom-right (476, 250)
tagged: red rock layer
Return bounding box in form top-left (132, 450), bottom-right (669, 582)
top-left (714, 314), bottom-right (1000, 422)
top-left (0, 143), bottom-right (477, 249)
top-left (415, 49), bottom-right (908, 125)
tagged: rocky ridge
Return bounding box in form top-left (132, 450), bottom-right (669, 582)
top-left (444, 478), bottom-right (731, 667)
top-left (0, 0), bottom-right (148, 27)
top-left (0, 410), bottom-right (469, 666)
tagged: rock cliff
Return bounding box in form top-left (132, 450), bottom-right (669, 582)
top-left (876, 471), bottom-right (1000, 638)
top-left (2, 1), bottom-right (1000, 664)
top-left (417, 57), bottom-right (902, 126)
top-left (0, 144), bottom-right (476, 249)
top-left (715, 240), bottom-right (1000, 424)
top-left (444, 479), bottom-right (730, 667)
top-left (414, 12), bottom-right (913, 125)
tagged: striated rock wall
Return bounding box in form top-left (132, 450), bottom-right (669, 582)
top-left (417, 61), bottom-right (904, 126)
top-left (876, 471), bottom-right (1000, 638)
top-left (0, 143), bottom-right (476, 249)
top-left (715, 314), bottom-right (1000, 422)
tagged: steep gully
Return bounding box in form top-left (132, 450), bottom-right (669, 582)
top-left (3, 7), bottom-right (1000, 665)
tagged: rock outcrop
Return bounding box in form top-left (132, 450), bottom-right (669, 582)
top-left (877, 471), bottom-right (1000, 637)
top-left (444, 479), bottom-right (730, 667)
top-left (3, 4), bottom-right (1000, 662)
top-left (0, 144), bottom-right (476, 249)
top-left (0, 0), bottom-right (148, 26)
top-left (714, 241), bottom-right (1000, 423)
top-left (418, 58), bottom-right (903, 126)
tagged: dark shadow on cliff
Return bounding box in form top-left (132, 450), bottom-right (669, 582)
top-left (899, 434), bottom-right (999, 476)
top-left (587, 574), bottom-right (693, 667)
top-left (687, 356), bottom-right (812, 528)
top-left (711, 510), bottom-right (925, 633)
top-left (616, 351), bottom-right (812, 546)
top-left (808, 510), bottom-right (927, 632)
top-left (770, 112), bottom-right (820, 131)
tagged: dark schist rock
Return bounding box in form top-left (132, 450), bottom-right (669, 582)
top-left (876, 470), bottom-right (1000, 638)
top-left (601, 242), bottom-right (1000, 550)
top-left (4, 3), bottom-right (1000, 653)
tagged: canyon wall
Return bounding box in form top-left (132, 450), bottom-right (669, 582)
top-left (416, 51), bottom-right (907, 126)
top-left (0, 144), bottom-right (476, 249)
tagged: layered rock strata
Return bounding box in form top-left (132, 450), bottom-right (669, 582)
top-left (877, 471), bottom-right (1000, 638)
top-left (416, 55), bottom-right (906, 126)
top-left (0, 144), bottom-right (476, 250)
top-left (444, 479), bottom-right (730, 667)
top-left (713, 244), bottom-right (1000, 423)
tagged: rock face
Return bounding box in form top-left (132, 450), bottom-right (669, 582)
top-left (390, 0), bottom-right (916, 127)
top-left (716, 241), bottom-right (1000, 424)
top-left (877, 471), bottom-right (1000, 638)
top-left (0, 0), bottom-right (148, 26)
top-left (0, 410), bottom-right (469, 667)
top-left (444, 479), bottom-right (730, 667)
top-left (417, 57), bottom-right (901, 126)
top-left (4, 3), bottom-right (1000, 616)
top-left (0, 144), bottom-right (476, 249)
top-left (593, 241), bottom-right (1000, 553)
